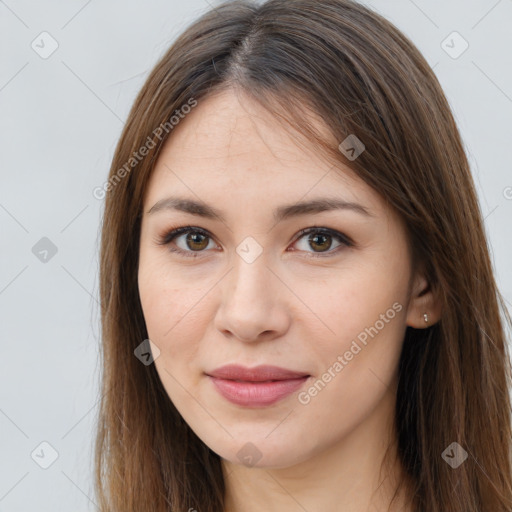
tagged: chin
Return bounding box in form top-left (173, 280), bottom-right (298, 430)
top-left (210, 437), bottom-right (312, 469)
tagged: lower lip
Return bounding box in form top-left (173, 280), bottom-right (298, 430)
top-left (208, 375), bottom-right (310, 407)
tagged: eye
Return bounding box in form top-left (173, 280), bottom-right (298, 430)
top-left (156, 225), bottom-right (216, 258)
top-left (155, 225), bottom-right (353, 258)
top-left (290, 227), bottom-right (353, 257)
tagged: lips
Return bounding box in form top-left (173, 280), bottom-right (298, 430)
top-left (207, 364), bottom-right (309, 381)
top-left (206, 364), bottom-right (310, 407)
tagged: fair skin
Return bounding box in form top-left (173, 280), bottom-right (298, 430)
top-left (138, 88), bottom-right (441, 512)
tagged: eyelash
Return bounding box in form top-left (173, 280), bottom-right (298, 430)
top-left (155, 225), bottom-right (354, 259)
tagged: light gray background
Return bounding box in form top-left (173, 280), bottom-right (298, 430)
top-left (1, 0), bottom-right (511, 510)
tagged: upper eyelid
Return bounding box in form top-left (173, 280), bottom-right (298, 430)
top-left (164, 226), bottom-right (348, 242)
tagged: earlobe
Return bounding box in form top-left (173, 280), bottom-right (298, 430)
top-left (406, 274), bottom-right (442, 328)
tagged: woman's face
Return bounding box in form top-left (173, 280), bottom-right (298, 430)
top-left (138, 89), bottom-right (418, 468)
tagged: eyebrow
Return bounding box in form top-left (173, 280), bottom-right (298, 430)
top-left (147, 196), bottom-right (373, 223)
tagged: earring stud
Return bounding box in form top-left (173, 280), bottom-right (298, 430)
top-left (423, 312), bottom-right (428, 324)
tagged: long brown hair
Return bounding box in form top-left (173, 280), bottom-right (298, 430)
top-left (95, 0), bottom-right (512, 510)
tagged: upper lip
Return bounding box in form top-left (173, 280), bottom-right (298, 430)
top-left (206, 364), bottom-right (309, 382)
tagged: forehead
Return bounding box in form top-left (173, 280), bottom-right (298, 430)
top-left (144, 89), bottom-right (383, 216)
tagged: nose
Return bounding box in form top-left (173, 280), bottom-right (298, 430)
top-left (213, 255), bottom-right (291, 343)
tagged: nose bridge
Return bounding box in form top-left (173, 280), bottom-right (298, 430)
top-left (226, 249), bottom-right (274, 313)
top-left (214, 247), bottom-right (289, 342)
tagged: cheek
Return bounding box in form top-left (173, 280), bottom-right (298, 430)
top-left (295, 259), bottom-right (408, 343)
top-left (138, 258), bottom-right (207, 367)
top-left (138, 267), bottom-right (208, 407)
top-left (295, 255), bottom-right (409, 392)
top-left (139, 249), bottom-right (206, 332)
top-left (292, 284), bottom-right (407, 446)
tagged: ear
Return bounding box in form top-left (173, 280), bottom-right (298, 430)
top-left (406, 271), bottom-right (442, 328)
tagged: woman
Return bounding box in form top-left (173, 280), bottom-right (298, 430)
top-left (94, 0), bottom-right (512, 510)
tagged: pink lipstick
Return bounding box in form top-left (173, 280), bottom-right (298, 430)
top-left (206, 364), bottom-right (310, 407)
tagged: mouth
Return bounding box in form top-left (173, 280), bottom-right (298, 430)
top-left (206, 364), bottom-right (311, 407)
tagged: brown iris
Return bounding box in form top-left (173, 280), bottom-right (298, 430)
top-left (186, 232), bottom-right (209, 251)
top-left (308, 233), bottom-right (332, 252)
